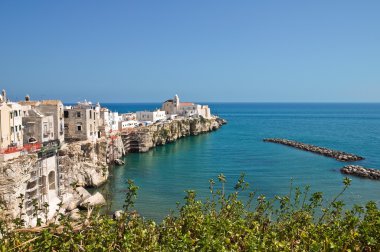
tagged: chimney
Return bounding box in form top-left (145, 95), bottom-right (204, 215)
top-left (1, 89), bottom-right (6, 102)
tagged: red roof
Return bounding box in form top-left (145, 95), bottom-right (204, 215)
top-left (180, 102), bottom-right (194, 106)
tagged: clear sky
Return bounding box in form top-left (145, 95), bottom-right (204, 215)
top-left (0, 1), bottom-right (379, 103)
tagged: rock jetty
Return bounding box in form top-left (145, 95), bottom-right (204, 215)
top-left (263, 138), bottom-right (364, 162)
top-left (341, 165), bottom-right (380, 180)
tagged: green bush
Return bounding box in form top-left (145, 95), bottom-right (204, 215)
top-left (0, 175), bottom-right (379, 251)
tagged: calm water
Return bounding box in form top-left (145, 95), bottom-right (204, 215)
top-left (98, 103), bottom-right (380, 220)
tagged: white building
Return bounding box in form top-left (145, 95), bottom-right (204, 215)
top-left (136, 110), bottom-right (166, 123)
top-left (118, 120), bottom-right (139, 130)
top-left (108, 111), bottom-right (120, 131)
top-left (8, 102), bottom-right (25, 147)
top-left (120, 113), bottom-right (136, 121)
top-left (162, 94), bottom-right (212, 119)
top-left (99, 108), bottom-right (111, 136)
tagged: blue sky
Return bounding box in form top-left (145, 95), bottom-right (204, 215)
top-left (0, 1), bottom-right (379, 102)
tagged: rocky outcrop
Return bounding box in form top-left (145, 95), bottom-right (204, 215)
top-left (263, 138), bottom-right (364, 162)
top-left (58, 136), bottom-right (124, 190)
top-left (114, 159), bottom-right (125, 166)
top-left (0, 154), bottom-right (38, 219)
top-left (79, 192), bottom-right (106, 209)
top-left (0, 135), bottom-right (123, 225)
top-left (125, 117), bottom-right (226, 153)
top-left (341, 165), bottom-right (380, 180)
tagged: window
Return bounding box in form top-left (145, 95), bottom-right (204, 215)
top-left (77, 125), bottom-right (82, 131)
top-left (43, 124), bottom-right (48, 134)
top-left (10, 112), bottom-right (12, 119)
top-left (11, 126), bottom-right (14, 133)
top-left (77, 112), bottom-right (81, 118)
top-left (89, 110), bottom-right (92, 119)
top-left (19, 125), bottom-right (21, 131)
top-left (64, 111), bottom-right (69, 118)
top-left (14, 111), bottom-right (18, 117)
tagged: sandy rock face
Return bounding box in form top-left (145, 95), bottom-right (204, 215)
top-left (59, 141), bottom-right (108, 188)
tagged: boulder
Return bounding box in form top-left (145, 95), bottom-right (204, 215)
top-left (75, 187), bottom-right (91, 201)
top-left (65, 187), bottom-right (91, 211)
top-left (114, 159), bottom-right (125, 166)
top-left (79, 192), bottom-right (106, 209)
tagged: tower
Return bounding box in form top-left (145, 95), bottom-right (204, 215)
top-left (174, 94), bottom-right (180, 110)
top-left (2, 89), bottom-right (6, 102)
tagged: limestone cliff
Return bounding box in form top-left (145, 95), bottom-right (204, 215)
top-left (0, 154), bottom-right (38, 219)
top-left (59, 136), bottom-right (124, 190)
top-left (128, 117), bottom-right (226, 152)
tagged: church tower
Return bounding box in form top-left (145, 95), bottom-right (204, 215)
top-left (174, 94), bottom-right (180, 110)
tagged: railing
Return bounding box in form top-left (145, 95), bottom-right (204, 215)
top-left (23, 143), bottom-right (42, 153)
top-left (0, 142), bottom-right (42, 154)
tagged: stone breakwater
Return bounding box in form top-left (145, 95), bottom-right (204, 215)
top-left (263, 138), bottom-right (364, 162)
top-left (341, 165), bottom-right (380, 180)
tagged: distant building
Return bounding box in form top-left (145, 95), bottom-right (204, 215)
top-left (0, 90), bottom-right (29, 161)
top-left (118, 120), bottom-right (139, 130)
top-left (120, 113), bottom-right (136, 121)
top-left (8, 102), bottom-right (25, 147)
top-left (99, 107), bottom-right (111, 136)
top-left (0, 97), bottom-right (12, 150)
top-left (136, 109), bottom-right (166, 123)
top-left (162, 94), bottom-right (212, 119)
top-left (108, 111), bottom-right (120, 131)
top-left (63, 101), bottom-right (100, 142)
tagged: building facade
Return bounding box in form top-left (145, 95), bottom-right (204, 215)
top-left (19, 99), bottom-right (65, 145)
top-left (64, 101), bottom-right (100, 141)
top-left (8, 102), bottom-right (24, 147)
top-left (0, 101), bottom-right (12, 150)
top-left (136, 110), bottom-right (166, 123)
top-left (118, 120), bottom-right (139, 130)
top-left (22, 109), bottom-right (55, 144)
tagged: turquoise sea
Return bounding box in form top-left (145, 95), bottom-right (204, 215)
top-left (99, 103), bottom-right (380, 220)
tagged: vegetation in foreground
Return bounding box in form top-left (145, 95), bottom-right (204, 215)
top-left (0, 175), bottom-right (379, 251)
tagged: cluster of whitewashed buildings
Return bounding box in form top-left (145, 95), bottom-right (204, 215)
top-left (136, 94), bottom-right (212, 125)
top-left (0, 92), bottom-right (213, 158)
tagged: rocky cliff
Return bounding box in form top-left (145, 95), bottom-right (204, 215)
top-left (0, 154), bottom-right (38, 219)
top-left (0, 135), bottom-right (124, 223)
top-left (127, 117), bottom-right (226, 152)
top-left (59, 136), bottom-right (124, 190)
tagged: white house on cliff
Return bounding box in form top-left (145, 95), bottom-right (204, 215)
top-left (162, 95), bottom-right (211, 119)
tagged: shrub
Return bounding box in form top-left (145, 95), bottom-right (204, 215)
top-left (0, 175), bottom-right (379, 251)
